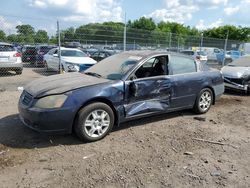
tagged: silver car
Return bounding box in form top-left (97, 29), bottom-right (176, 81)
top-left (221, 55), bottom-right (250, 93)
top-left (0, 42), bottom-right (23, 75)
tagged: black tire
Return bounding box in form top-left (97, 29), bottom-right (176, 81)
top-left (193, 88), bottom-right (213, 114)
top-left (15, 69), bottom-right (22, 75)
top-left (74, 102), bottom-right (115, 142)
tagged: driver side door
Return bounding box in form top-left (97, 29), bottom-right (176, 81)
top-left (124, 56), bottom-right (173, 118)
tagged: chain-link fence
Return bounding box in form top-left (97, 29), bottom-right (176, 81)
top-left (0, 19), bottom-right (245, 83)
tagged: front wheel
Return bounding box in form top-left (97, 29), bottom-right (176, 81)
top-left (193, 88), bottom-right (213, 114)
top-left (74, 102), bottom-right (115, 142)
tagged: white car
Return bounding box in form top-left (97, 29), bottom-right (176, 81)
top-left (0, 42), bottom-right (23, 75)
top-left (44, 47), bottom-right (97, 72)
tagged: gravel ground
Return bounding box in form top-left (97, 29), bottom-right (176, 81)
top-left (0, 65), bottom-right (249, 188)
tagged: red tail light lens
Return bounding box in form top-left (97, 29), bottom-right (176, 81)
top-left (14, 52), bottom-right (22, 57)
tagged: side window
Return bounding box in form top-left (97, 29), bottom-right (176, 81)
top-left (133, 56), bottom-right (169, 79)
top-left (169, 56), bottom-right (196, 75)
top-left (214, 48), bottom-right (220, 53)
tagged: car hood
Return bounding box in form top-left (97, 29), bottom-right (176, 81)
top-left (221, 66), bottom-right (250, 78)
top-left (25, 73), bottom-right (109, 98)
top-left (62, 57), bottom-right (96, 65)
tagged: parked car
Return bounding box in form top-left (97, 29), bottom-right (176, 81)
top-left (44, 47), bottom-right (97, 72)
top-left (192, 47), bottom-right (221, 62)
top-left (0, 42), bottom-right (23, 75)
top-left (221, 55), bottom-right (250, 93)
top-left (22, 46), bottom-right (37, 63)
top-left (180, 50), bottom-right (207, 61)
top-left (18, 51), bottom-right (224, 142)
top-left (217, 50), bottom-right (242, 65)
top-left (35, 45), bottom-right (56, 66)
top-left (91, 50), bottom-right (114, 62)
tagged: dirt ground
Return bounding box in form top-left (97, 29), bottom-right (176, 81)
top-left (0, 65), bottom-right (249, 188)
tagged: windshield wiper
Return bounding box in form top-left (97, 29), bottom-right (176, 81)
top-left (85, 72), bottom-right (102, 78)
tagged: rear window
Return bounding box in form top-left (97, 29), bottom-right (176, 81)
top-left (0, 45), bottom-right (15, 52)
top-left (170, 56), bottom-right (197, 75)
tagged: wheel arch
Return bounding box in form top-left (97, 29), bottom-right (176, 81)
top-left (72, 97), bottom-right (119, 133)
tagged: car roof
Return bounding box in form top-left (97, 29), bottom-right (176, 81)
top-left (60, 47), bottom-right (82, 51)
top-left (117, 50), bottom-right (194, 61)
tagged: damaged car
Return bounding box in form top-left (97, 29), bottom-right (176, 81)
top-left (221, 55), bottom-right (250, 93)
top-left (18, 51), bottom-right (224, 142)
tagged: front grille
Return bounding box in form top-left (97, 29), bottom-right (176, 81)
top-left (22, 91), bottom-right (33, 106)
top-left (224, 77), bottom-right (244, 85)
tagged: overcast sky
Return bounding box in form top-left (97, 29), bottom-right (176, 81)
top-left (0, 0), bottom-right (249, 35)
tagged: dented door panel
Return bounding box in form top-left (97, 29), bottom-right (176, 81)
top-left (124, 77), bottom-right (172, 117)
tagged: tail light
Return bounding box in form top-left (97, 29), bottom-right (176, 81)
top-left (14, 52), bottom-right (22, 57)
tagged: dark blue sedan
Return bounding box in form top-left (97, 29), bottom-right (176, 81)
top-left (18, 51), bottom-right (224, 142)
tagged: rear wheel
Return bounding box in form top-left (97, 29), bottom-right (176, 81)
top-left (193, 88), bottom-right (213, 114)
top-left (74, 102), bottom-right (114, 142)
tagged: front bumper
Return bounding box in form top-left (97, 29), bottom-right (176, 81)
top-left (224, 82), bottom-right (249, 92)
top-left (224, 77), bottom-right (249, 92)
top-left (18, 99), bottom-right (75, 134)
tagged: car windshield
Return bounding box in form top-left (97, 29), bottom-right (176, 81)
top-left (61, 50), bottom-right (87, 57)
top-left (228, 56), bottom-right (250, 67)
top-left (85, 53), bottom-right (141, 80)
top-left (0, 45), bottom-right (15, 52)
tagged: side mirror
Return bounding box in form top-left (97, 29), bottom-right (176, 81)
top-left (129, 81), bottom-right (138, 97)
top-left (53, 54), bottom-right (58, 57)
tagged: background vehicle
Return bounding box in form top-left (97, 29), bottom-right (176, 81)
top-left (19, 51), bottom-right (224, 142)
top-left (44, 47), bottom-right (96, 72)
top-left (0, 42), bottom-right (23, 75)
top-left (22, 46), bottom-right (37, 63)
top-left (192, 47), bottom-right (221, 62)
top-left (180, 50), bottom-right (207, 61)
top-left (35, 45), bottom-right (56, 66)
top-left (221, 55), bottom-right (250, 93)
top-left (217, 50), bottom-right (242, 65)
top-left (90, 50), bottom-right (114, 62)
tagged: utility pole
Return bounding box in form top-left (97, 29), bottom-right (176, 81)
top-left (123, 12), bottom-right (127, 51)
top-left (57, 20), bottom-right (62, 74)
top-left (222, 30), bottom-right (229, 67)
top-left (169, 32), bottom-right (172, 51)
top-left (200, 32), bottom-right (203, 51)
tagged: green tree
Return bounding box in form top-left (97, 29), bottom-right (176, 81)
top-left (35, 30), bottom-right (49, 43)
top-left (0, 30), bottom-right (6, 41)
top-left (7, 34), bottom-right (17, 43)
top-left (129, 17), bottom-right (156, 31)
top-left (16, 24), bottom-right (35, 44)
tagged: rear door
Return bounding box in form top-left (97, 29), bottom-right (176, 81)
top-left (124, 55), bottom-right (173, 117)
top-left (168, 56), bottom-right (204, 108)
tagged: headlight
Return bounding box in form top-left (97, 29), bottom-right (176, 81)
top-left (65, 62), bottom-right (79, 72)
top-left (34, 94), bottom-right (68, 109)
